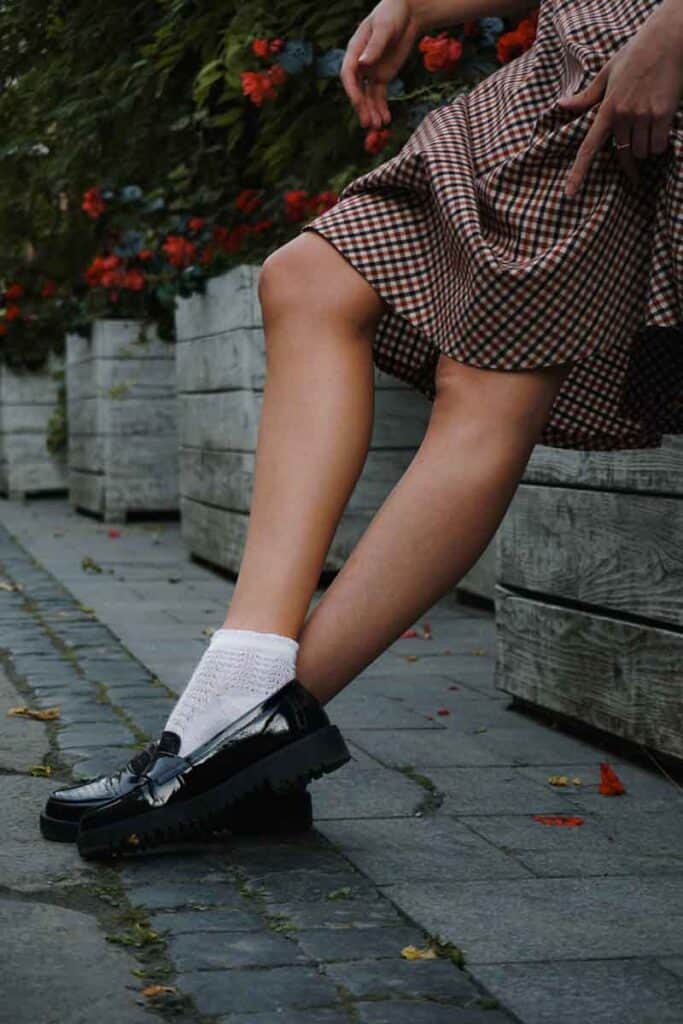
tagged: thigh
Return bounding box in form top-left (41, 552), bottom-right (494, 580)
top-left (259, 230), bottom-right (389, 335)
top-left (433, 352), bottom-right (574, 435)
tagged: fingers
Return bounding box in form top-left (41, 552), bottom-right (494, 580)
top-left (564, 106), bottom-right (612, 197)
top-left (557, 71), bottom-right (607, 113)
top-left (341, 20), bottom-right (373, 123)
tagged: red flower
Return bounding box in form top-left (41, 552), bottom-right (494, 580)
top-left (250, 218), bottom-right (274, 233)
top-left (137, 248), bottom-right (154, 262)
top-left (188, 216), bottom-right (206, 233)
top-left (269, 38), bottom-right (285, 54)
top-left (41, 279), bottom-right (57, 298)
top-left (5, 282), bottom-right (23, 301)
top-left (364, 128), bottom-right (391, 155)
top-left (308, 190), bottom-right (338, 215)
top-left (284, 189), bottom-right (310, 222)
top-left (497, 11), bottom-right (538, 63)
top-left (82, 186), bottom-right (106, 220)
top-left (211, 225), bottom-right (249, 253)
top-left (235, 189), bottom-right (262, 214)
top-left (598, 762), bottom-right (626, 796)
top-left (200, 243), bottom-right (216, 265)
top-left (251, 38), bottom-right (270, 59)
top-left (5, 304), bottom-right (21, 320)
top-left (268, 64), bottom-right (287, 87)
top-left (418, 32), bottom-right (463, 73)
top-left (241, 70), bottom-right (278, 106)
top-left (123, 269), bottom-right (146, 291)
top-left (162, 234), bottom-right (196, 268)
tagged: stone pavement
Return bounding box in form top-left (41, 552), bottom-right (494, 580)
top-left (1, 496), bottom-right (682, 1024)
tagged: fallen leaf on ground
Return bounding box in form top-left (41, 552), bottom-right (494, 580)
top-left (400, 628), bottom-right (419, 639)
top-left (8, 705), bottom-right (60, 721)
top-left (448, 685), bottom-right (459, 691)
top-left (81, 556), bottom-right (102, 574)
top-left (0, 579), bottom-right (20, 592)
top-left (401, 944), bottom-right (438, 960)
top-left (141, 985), bottom-right (176, 998)
top-left (107, 528), bottom-right (121, 538)
top-left (29, 764), bottom-right (53, 777)
top-left (470, 648), bottom-right (485, 656)
top-left (443, 649), bottom-right (453, 655)
top-left (598, 762), bottom-right (626, 796)
top-left (201, 627), bottom-right (216, 638)
top-left (436, 708), bottom-right (450, 716)
top-left (533, 814), bottom-right (584, 827)
top-left (403, 655), bottom-right (419, 662)
top-left (422, 622), bottom-right (432, 639)
top-left (548, 775), bottom-right (569, 787)
top-left (572, 777), bottom-right (583, 786)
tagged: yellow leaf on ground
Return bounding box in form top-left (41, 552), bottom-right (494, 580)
top-left (7, 705), bottom-right (61, 721)
top-left (572, 777), bottom-right (583, 786)
top-left (401, 945), bottom-right (438, 960)
top-left (141, 984), bottom-right (176, 998)
top-left (548, 775), bottom-right (569, 787)
top-left (0, 580), bottom-right (20, 592)
top-left (29, 765), bottom-right (53, 777)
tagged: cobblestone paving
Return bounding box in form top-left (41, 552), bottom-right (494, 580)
top-left (2, 497), bottom-right (683, 1024)
top-left (0, 515), bottom-right (516, 1024)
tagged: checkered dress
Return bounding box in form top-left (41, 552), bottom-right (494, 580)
top-left (301, 0), bottom-right (682, 451)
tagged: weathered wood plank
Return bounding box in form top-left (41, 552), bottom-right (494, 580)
top-left (500, 483), bottom-right (683, 627)
top-left (66, 325), bottom-right (179, 519)
top-left (525, 437), bottom-right (683, 495)
top-left (175, 265), bottom-right (262, 340)
top-left (495, 586), bottom-right (683, 760)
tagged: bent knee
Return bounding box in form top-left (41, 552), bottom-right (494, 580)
top-left (433, 353), bottom-right (572, 437)
top-left (258, 232), bottom-right (386, 334)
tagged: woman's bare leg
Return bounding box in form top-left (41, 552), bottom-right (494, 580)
top-left (295, 354), bottom-right (573, 704)
top-left (223, 231), bottom-right (386, 637)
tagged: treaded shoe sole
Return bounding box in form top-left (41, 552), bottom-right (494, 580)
top-left (39, 785), bottom-right (314, 844)
top-left (77, 725), bottom-right (348, 860)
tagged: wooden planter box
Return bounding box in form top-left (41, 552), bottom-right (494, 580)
top-left (175, 263), bottom-right (496, 592)
top-left (0, 352), bottom-right (67, 499)
top-left (66, 320), bottom-right (178, 522)
top-left (495, 437), bottom-right (683, 760)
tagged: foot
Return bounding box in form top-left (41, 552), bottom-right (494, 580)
top-left (41, 740), bottom-right (313, 844)
top-left (76, 678), bottom-right (350, 859)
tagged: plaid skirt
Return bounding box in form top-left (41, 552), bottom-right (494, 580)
top-left (301, 0), bottom-right (682, 451)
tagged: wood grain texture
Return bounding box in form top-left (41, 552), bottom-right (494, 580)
top-left (500, 483), bottom-right (683, 627)
top-left (495, 587), bottom-right (683, 759)
top-left (0, 359), bottom-right (67, 497)
top-left (525, 437), bottom-right (683, 495)
top-left (66, 325), bottom-right (178, 519)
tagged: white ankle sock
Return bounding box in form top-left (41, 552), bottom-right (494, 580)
top-left (163, 627), bottom-right (299, 757)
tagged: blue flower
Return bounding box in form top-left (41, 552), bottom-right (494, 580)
top-left (114, 230), bottom-right (144, 258)
top-left (119, 185), bottom-right (143, 202)
top-left (278, 40), bottom-right (314, 75)
top-left (315, 48), bottom-right (345, 77)
top-left (478, 16), bottom-right (505, 47)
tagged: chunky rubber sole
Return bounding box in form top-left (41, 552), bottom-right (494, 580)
top-left (77, 725), bottom-right (349, 860)
top-left (40, 785), bottom-right (314, 844)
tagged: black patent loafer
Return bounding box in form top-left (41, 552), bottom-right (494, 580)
top-left (77, 678), bottom-right (349, 859)
top-left (40, 741), bottom-right (158, 842)
top-left (41, 742), bottom-right (313, 843)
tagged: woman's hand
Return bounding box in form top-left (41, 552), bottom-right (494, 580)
top-left (341, 0), bottom-right (422, 130)
top-left (557, 4), bottom-right (683, 197)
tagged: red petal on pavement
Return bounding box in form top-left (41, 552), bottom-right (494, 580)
top-left (598, 762), bottom-right (626, 796)
top-left (400, 628), bottom-right (419, 639)
top-left (436, 708), bottom-right (450, 716)
top-left (533, 814), bottom-right (584, 827)
top-left (107, 528), bottom-right (121, 538)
